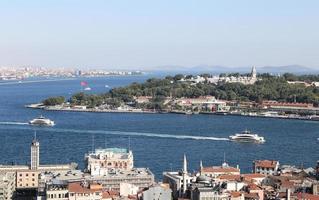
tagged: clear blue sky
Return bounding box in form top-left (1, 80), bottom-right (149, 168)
top-left (0, 0), bottom-right (318, 69)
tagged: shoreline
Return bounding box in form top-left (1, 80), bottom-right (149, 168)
top-left (26, 103), bottom-right (319, 122)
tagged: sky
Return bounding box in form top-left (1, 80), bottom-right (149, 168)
top-left (0, 0), bottom-right (318, 69)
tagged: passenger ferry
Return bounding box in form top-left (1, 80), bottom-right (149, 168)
top-left (229, 130), bottom-right (265, 143)
top-left (29, 116), bottom-right (55, 126)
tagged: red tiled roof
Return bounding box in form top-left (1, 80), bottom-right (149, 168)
top-left (242, 173), bottom-right (266, 182)
top-left (244, 192), bottom-right (259, 199)
top-left (281, 181), bottom-right (295, 188)
top-left (262, 101), bottom-right (313, 108)
top-left (68, 182), bottom-right (101, 194)
top-left (254, 160), bottom-right (278, 168)
top-left (248, 183), bottom-right (262, 191)
top-left (202, 167), bottom-right (240, 173)
top-left (295, 193), bottom-right (319, 200)
top-left (219, 174), bottom-right (241, 181)
top-left (230, 191), bottom-right (242, 198)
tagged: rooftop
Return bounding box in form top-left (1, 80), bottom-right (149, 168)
top-left (201, 166), bottom-right (240, 173)
top-left (254, 160), bottom-right (278, 168)
top-left (68, 182), bottom-right (102, 193)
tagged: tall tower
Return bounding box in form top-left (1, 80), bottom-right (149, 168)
top-left (199, 160), bottom-right (203, 174)
top-left (251, 66), bottom-right (257, 79)
top-left (31, 133), bottom-right (40, 170)
top-left (182, 154), bottom-right (187, 195)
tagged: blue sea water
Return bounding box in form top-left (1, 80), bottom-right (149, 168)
top-left (0, 75), bottom-right (318, 179)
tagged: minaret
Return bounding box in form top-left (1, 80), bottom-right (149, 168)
top-left (199, 160), bottom-right (203, 175)
top-left (251, 66), bottom-right (257, 79)
top-left (182, 154), bottom-right (187, 195)
top-left (30, 132), bottom-right (40, 170)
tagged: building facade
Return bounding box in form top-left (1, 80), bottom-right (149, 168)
top-left (85, 148), bottom-right (134, 176)
top-left (253, 160), bottom-right (279, 175)
top-left (0, 172), bottom-right (16, 200)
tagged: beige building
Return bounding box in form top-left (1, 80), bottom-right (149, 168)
top-left (16, 170), bottom-right (39, 189)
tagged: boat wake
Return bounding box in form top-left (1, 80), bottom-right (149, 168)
top-left (0, 122), bottom-right (29, 125)
top-left (0, 124), bottom-right (229, 141)
top-left (45, 128), bottom-right (230, 141)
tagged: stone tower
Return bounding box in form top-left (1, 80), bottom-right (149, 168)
top-left (31, 134), bottom-right (40, 170)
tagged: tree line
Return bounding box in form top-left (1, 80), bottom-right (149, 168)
top-left (42, 73), bottom-right (319, 108)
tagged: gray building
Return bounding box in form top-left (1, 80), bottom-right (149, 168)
top-left (142, 184), bottom-right (172, 200)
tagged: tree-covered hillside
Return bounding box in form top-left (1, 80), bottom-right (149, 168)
top-left (42, 73), bottom-right (319, 108)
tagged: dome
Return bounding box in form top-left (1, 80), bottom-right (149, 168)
top-left (196, 175), bottom-right (210, 183)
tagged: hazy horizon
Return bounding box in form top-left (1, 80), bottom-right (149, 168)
top-left (0, 0), bottom-right (318, 69)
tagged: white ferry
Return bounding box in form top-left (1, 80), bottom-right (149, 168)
top-left (229, 130), bottom-right (265, 143)
top-left (29, 116), bottom-right (55, 126)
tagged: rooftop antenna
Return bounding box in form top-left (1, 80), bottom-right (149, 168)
top-left (128, 136), bottom-right (131, 151)
top-left (223, 152), bottom-right (226, 163)
top-left (34, 131), bottom-right (37, 141)
top-left (170, 163), bottom-right (173, 172)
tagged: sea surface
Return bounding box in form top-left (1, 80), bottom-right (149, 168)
top-left (0, 75), bottom-right (318, 179)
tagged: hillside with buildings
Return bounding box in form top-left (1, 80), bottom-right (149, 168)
top-left (35, 67), bottom-right (319, 119)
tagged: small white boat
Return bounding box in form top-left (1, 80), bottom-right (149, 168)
top-left (229, 130), bottom-right (265, 143)
top-left (29, 116), bottom-right (55, 126)
top-left (105, 85), bottom-right (109, 88)
top-left (84, 87), bottom-right (91, 91)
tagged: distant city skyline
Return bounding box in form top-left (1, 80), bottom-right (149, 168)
top-left (0, 0), bottom-right (318, 69)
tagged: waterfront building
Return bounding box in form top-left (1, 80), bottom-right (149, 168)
top-left (253, 160), bottom-right (279, 175)
top-left (0, 172), bottom-right (16, 200)
top-left (175, 96), bottom-right (229, 112)
top-left (85, 148), bottom-right (134, 176)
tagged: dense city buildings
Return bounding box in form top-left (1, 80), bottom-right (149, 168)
top-left (0, 66), bottom-right (143, 80)
top-left (0, 134), bottom-right (319, 199)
